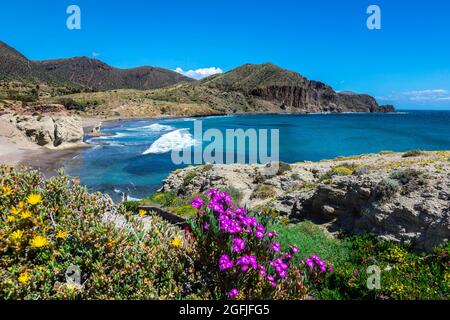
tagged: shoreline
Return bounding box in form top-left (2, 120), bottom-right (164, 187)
top-left (0, 109), bottom-right (434, 175)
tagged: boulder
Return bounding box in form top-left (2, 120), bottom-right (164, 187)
top-left (1, 113), bottom-right (84, 148)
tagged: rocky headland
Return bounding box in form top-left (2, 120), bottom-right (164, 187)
top-left (161, 151), bottom-right (450, 252)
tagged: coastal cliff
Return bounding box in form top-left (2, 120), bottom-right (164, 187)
top-left (161, 151), bottom-right (449, 252)
top-left (0, 104), bottom-right (84, 151)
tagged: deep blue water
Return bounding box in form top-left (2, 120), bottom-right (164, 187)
top-left (61, 111), bottom-right (450, 200)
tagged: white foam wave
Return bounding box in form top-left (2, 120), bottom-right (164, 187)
top-left (142, 129), bottom-right (198, 155)
top-left (88, 132), bottom-right (129, 143)
top-left (128, 123), bottom-right (175, 132)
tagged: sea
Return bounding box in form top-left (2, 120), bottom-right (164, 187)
top-left (43, 111), bottom-right (450, 201)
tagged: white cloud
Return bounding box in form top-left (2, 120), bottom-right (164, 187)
top-left (92, 52), bottom-right (101, 57)
top-left (401, 89), bottom-right (450, 101)
top-left (175, 67), bottom-right (223, 80)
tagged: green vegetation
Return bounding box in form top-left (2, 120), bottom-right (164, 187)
top-left (320, 163), bottom-right (359, 181)
top-left (273, 221), bottom-right (350, 266)
top-left (57, 97), bottom-right (102, 111)
top-left (0, 166), bottom-right (202, 299)
top-left (1, 167), bottom-right (448, 300)
top-left (273, 222), bottom-right (450, 300)
top-left (138, 191), bottom-right (199, 218)
top-left (402, 149), bottom-right (425, 158)
top-left (276, 162), bottom-right (292, 175)
top-left (251, 184), bottom-right (277, 199)
top-left (375, 178), bottom-right (401, 200)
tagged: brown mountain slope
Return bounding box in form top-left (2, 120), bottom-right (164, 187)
top-left (0, 41), bottom-right (72, 86)
top-left (35, 57), bottom-right (195, 90)
top-left (147, 63), bottom-right (395, 113)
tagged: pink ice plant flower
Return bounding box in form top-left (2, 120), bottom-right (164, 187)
top-left (219, 254), bottom-right (234, 271)
top-left (192, 188), bottom-right (328, 296)
top-left (271, 242), bottom-right (281, 252)
top-left (191, 197), bottom-right (204, 209)
top-left (231, 238), bottom-right (246, 253)
top-left (304, 255), bottom-right (329, 272)
top-left (228, 288), bottom-right (239, 298)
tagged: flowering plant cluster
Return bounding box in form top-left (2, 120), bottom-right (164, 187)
top-left (189, 189), bottom-right (305, 299)
top-left (0, 166), bottom-right (201, 300)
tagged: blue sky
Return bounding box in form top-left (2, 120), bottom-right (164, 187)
top-left (1, 0), bottom-right (449, 109)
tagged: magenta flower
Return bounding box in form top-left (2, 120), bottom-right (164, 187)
top-left (203, 222), bottom-right (210, 230)
top-left (231, 238), bottom-right (246, 253)
top-left (255, 230), bottom-right (265, 239)
top-left (291, 245), bottom-right (299, 254)
top-left (219, 254), bottom-right (234, 271)
top-left (228, 288), bottom-right (239, 298)
top-left (271, 242), bottom-right (281, 252)
top-left (191, 197), bottom-right (204, 209)
top-left (354, 268), bottom-right (359, 275)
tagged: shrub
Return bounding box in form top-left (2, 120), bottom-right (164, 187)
top-left (402, 150), bottom-right (424, 158)
top-left (57, 98), bottom-right (87, 111)
top-left (188, 189), bottom-right (331, 299)
top-left (375, 178), bottom-right (401, 200)
top-left (251, 184), bottom-right (276, 199)
top-left (0, 166), bottom-right (202, 299)
top-left (332, 166), bottom-right (353, 176)
top-left (390, 168), bottom-right (427, 185)
top-left (320, 163), bottom-right (358, 181)
top-left (390, 168), bottom-right (428, 194)
top-left (182, 170), bottom-right (197, 187)
top-left (276, 162), bottom-right (292, 175)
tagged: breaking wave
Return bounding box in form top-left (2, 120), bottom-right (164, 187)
top-left (142, 129), bottom-right (198, 155)
top-left (128, 123), bottom-right (175, 132)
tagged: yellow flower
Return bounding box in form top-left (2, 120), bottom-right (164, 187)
top-left (56, 230), bottom-right (68, 240)
top-left (27, 194), bottom-right (42, 206)
top-left (107, 240), bottom-right (116, 248)
top-left (18, 272), bottom-right (30, 284)
top-left (18, 201), bottom-right (25, 210)
top-left (171, 237), bottom-right (182, 248)
top-left (30, 235), bottom-right (48, 248)
top-left (138, 209), bottom-right (147, 217)
top-left (11, 230), bottom-right (24, 241)
top-left (7, 215), bottom-right (15, 222)
top-left (20, 210), bottom-right (32, 220)
top-left (2, 186), bottom-right (12, 196)
top-left (9, 207), bottom-right (19, 215)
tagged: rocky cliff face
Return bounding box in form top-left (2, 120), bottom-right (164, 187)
top-left (0, 106), bottom-right (84, 148)
top-left (161, 151), bottom-right (450, 251)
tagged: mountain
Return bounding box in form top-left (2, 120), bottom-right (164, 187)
top-left (0, 41), bottom-right (69, 86)
top-left (148, 63), bottom-right (394, 114)
top-left (34, 57), bottom-right (195, 90)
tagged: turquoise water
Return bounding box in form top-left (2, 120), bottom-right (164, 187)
top-left (62, 111), bottom-right (450, 200)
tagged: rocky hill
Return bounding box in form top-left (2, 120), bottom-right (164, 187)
top-left (0, 40), bottom-right (193, 98)
top-left (35, 57), bottom-right (195, 90)
top-left (148, 63), bottom-right (395, 114)
top-left (161, 151), bottom-right (449, 251)
top-left (0, 41), bottom-right (59, 84)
